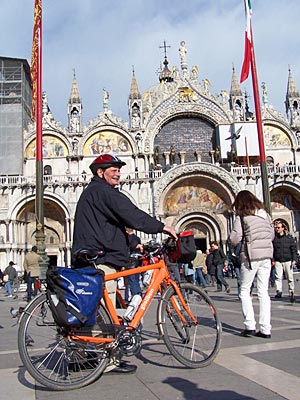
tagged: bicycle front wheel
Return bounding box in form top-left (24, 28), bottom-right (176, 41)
top-left (157, 283), bottom-right (222, 368)
top-left (18, 293), bottom-right (111, 391)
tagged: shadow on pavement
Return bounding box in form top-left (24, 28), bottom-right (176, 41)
top-left (163, 377), bottom-right (256, 400)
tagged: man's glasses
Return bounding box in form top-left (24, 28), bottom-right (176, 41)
top-left (275, 226), bottom-right (283, 230)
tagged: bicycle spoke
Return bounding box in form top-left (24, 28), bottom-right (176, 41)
top-left (18, 294), bottom-right (110, 390)
top-left (158, 283), bottom-right (222, 368)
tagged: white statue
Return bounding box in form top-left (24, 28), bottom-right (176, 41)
top-left (42, 91), bottom-right (49, 115)
top-left (103, 88), bottom-right (109, 111)
top-left (131, 105), bottom-right (140, 129)
top-left (220, 90), bottom-right (229, 107)
top-left (179, 41), bottom-right (187, 67)
top-left (190, 65), bottom-right (199, 80)
top-left (70, 110), bottom-right (80, 132)
top-left (262, 82), bottom-right (268, 105)
top-left (203, 79), bottom-right (211, 95)
top-left (135, 132), bottom-right (142, 153)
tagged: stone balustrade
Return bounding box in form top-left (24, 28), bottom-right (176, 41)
top-left (230, 164), bottom-right (300, 178)
top-left (0, 169), bottom-right (163, 188)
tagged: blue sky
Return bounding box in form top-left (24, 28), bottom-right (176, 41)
top-left (1, 0), bottom-right (300, 126)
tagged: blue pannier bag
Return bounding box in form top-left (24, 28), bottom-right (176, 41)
top-left (46, 265), bottom-right (103, 327)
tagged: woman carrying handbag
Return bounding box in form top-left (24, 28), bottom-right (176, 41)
top-left (229, 190), bottom-right (274, 338)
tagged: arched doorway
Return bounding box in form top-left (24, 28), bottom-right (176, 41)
top-left (17, 199), bottom-right (67, 265)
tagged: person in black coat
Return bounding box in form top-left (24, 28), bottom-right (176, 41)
top-left (273, 220), bottom-right (297, 302)
top-left (72, 154), bottom-right (177, 375)
top-left (205, 248), bottom-right (216, 286)
top-left (210, 241), bottom-right (230, 293)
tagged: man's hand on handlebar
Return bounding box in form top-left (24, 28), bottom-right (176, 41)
top-left (162, 225), bottom-right (177, 241)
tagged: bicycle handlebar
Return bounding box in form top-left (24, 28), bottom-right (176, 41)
top-left (74, 236), bottom-right (176, 265)
top-left (142, 236), bottom-right (175, 260)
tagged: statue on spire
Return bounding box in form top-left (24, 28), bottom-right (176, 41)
top-left (179, 41), bottom-right (188, 75)
top-left (103, 88), bottom-right (109, 112)
top-left (261, 82), bottom-right (268, 106)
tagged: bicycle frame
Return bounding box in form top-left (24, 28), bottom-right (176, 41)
top-left (71, 259), bottom-right (198, 344)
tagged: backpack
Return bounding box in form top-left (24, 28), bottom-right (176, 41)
top-left (46, 266), bottom-right (103, 327)
top-left (167, 231), bottom-right (197, 263)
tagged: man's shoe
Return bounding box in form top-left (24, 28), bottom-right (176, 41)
top-left (255, 331), bottom-right (271, 339)
top-left (105, 362), bottom-right (137, 375)
top-left (274, 291), bottom-right (282, 298)
top-left (226, 286), bottom-right (231, 294)
top-left (240, 329), bottom-right (256, 337)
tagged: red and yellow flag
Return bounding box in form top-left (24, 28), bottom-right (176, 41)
top-left (240, 0), bottom-right (253, 83)
top-left (31, 0), bottom-right (42, 120)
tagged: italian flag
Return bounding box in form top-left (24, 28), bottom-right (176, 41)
top-left (240, 0), bottom-right (253, 83)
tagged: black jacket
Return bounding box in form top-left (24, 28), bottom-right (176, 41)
top-left (205, 253), bottom-right (215, 274)
top-left (212, 247), bottom-right (226, 267)
top-left (72, 176), bottom-right (164, 267)
top-left (273, 233), bottom-right (297, 263)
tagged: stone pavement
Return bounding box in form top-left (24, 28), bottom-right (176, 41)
top-left (0, 275), bottom-right (300, 400)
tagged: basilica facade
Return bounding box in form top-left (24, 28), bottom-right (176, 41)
top-left (1, 42), bottom-right (300, 271)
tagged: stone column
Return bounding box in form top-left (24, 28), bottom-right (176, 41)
top-left (5, 219), bottom-right (10, 243)
top-left (164, 152), bottom-right (170, 165)
top-left (69, 217), bottom-right (74, 243)
top-left (195, 150), bottom-right (202, 162)
top-left (179, 151), bottom-right (187, 164)
top-left (65, 218), bottom-right (70, 242)
top-left (66, 248), bottom-right (72, 267)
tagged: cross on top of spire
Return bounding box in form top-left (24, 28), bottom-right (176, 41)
top-left (159, 40), bottom-right (171, 59)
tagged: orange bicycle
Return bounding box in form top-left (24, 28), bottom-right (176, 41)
top-left (18, 240), bottom-right (222, 391)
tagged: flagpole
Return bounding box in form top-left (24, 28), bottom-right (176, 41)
top-left (245, 136), bottom-right (250, 175)
top-left (240, 0), bottom-right (271, 214)
top-left (33, 0), bottom-right (48, 278)
top-left (249, 28), bottom-right (271, 214)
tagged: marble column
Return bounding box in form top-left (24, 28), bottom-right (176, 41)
top-left (164, 152), bottom-right (170, 165)
top-left (195, 150), bottom-right (202, 162)
top-left (179, 151), bottom-right (187, 164)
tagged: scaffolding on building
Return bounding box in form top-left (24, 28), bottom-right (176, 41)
top-left (0, 56), bottom-right (32, 175)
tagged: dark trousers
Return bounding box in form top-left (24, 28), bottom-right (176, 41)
top-left (215, 263), bottom-right (229, 290)
top-left (27, 274), bottom-right (38, 302)
top-left (195, 267), bottom-right (207, 287)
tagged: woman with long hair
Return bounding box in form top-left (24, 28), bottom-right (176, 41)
top-left (229, 190), bottom-right (274, 338)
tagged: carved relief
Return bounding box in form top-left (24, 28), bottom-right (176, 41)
top-left (178, 86), bottom-right (197, 102)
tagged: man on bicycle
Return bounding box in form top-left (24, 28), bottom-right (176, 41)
top-left (72, 153), bottom-right (176, 374)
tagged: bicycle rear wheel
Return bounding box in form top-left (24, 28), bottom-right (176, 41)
top-left (158, 283), bottom-right (222, 368)
top-left (18, 293), bottom-right (112, 391)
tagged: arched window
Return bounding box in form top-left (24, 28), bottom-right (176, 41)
top-left (44, 165), bottom-right (52, 175)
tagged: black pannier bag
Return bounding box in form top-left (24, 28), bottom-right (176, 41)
top-left (46, 266), bottom-right (103, 327)
top-left (168, 231), bottom-right (197, 263)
